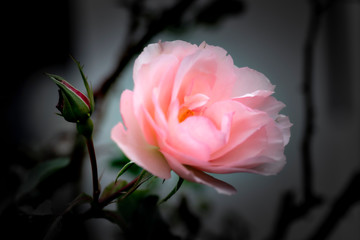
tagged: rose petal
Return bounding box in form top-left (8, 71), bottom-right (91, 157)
top-left (133, 54), bottom-right (179, 145)
top-left (168, 116), bottom-right (227, 163)
top-left (162, 152), bottom-right (237, 195)
top-left (233, 67), bottom-right (275, 97)
top-left (183, 93), bottom-right (209, 110)
top-left (133, 40), bottom-right (197, 81)
top-left (234, 92), bottom-right (286, 119)
top-left (111, 90), bottom-right (171, 179)
top-left (204, 100), bottom-right (271, 159)
top-left (276, 114), bottom-right (292, 145)
top-left (216, 121), bottom-right (287, 175)
top-left (171, 45), bottom-right (236, 105)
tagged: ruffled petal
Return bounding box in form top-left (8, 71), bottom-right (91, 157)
top-left (276, 114), bottom-right (292, 145)
top-left (111, 90), bottom-right (171, 179)
top-left (171, 45), bottom-right (236, 105)
top-left (168, 116), bottom-right (227, 162)
top-left (233, 67), bottom-right (275, 97)
top-left (204, 100), bottom-right (271, 159)
top-left (133, 54), bottom-right (179, 145)
top-left (162, 152), bottom-right (237, 195)
top-left (133, 40), bottom-right (197, 81)
top-left (234, 92), bottom-right (286, 119)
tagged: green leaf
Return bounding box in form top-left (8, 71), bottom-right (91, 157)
top-left (118, 194), bottom-right (180, 239)
top-left (109, 154), bottom-right (142, 176)
top-left (43, 193), bottom-right (92, 240)
top-left (158, 176), bottom-right (184, 204)
top-left (16, 158), bottom-right (70, 200)
top-left (117, 190), bottom-right (149, 222)
top-left (100, 180), bottom-right (128, 202)
top-left (43, 215), bottom-right (63, 240)
top-left (101, 210), bottom-right (127, 230)
top-left (64, 192), bottom-right (93, 213)
top-left (115, 161), bottom-right (134, 182)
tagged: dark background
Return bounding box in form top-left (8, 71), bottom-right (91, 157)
top-left (1, 0), bottom-right (359, 239)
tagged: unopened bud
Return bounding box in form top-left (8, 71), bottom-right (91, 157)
top-left (48, 74), bottom-right (92, 123)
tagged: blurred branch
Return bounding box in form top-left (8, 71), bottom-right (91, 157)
top-left (302, 0), bottom-right (337, 206)
top-left (301, 0), bottom-right (322, 205)
top-left (306, 171), bottom-right (360, 240)
top-left (93, 0), bottom-right (195, 101)
top-left (94, 0), bottom-right (245, 102)
top-left (266, 1), bottom-right (337, 239)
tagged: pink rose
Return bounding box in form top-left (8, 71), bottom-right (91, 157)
top-left (111, 40), bottom-right (291, 194)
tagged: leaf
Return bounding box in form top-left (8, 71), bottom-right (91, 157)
top-left (117, 190), bottom-right (149, 222)
top-left (99, 180), bottom-right (128, 202)
top-left (19, 200), bottom-right (53, 216)
top-left (16, 158), bottom-right (70, 200)
top-left (159, 177), bottom-right (184, 204)
top-left (43, 215), bottom-right (63, 240)
top-left (118, 194), bottom-right (181, 239)
top-left (64, 192), bottom-right (93, 214)
top-left (109, 154), bottom-right (142, 176)
top-left (101, 210), bottom-right (127, 230)
top-left (43, 193), bottom-right (92, 240)
top-left (115, 161), bottom-right (134, 182)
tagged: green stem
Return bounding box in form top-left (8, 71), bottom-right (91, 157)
top-left (86, 137), bottom-right (100, 206)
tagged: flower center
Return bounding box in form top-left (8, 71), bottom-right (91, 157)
top-left (178, 107), bottom-right (194, 122)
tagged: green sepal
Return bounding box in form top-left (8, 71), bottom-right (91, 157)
top-left (76, 118), bottom-right (94, 139)
top-left (158, 176), bottom-right (184, 204)
top-left (99, 180), bottom-right (128, 202)
top-left (71, 56), bottom-right (95, 114)
top-left (120, 170), bottom-right (153, 200)
top-left (115, 161), bottom-right (134, 182)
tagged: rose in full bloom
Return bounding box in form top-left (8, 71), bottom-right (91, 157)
top-left (111, 40), bottom-right (291, 194)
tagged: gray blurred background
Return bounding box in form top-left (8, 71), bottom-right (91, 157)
top-left (2, 0), bottom-right (359, 239)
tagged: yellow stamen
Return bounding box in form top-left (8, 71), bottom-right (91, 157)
top-left (178, 107), bottom-right (194, 122)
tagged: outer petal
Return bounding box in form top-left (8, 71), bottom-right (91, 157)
top-left (233, 67), bottom-right (275, 97)
top-left (208, 122), bottom-right (286, 175)
top-left (234, 92), bottom-right (286, 119)
top-left (276, 114), bottom-right (292, 145)
top-left (133, 54), bottom-right (179, 145)
top-left (111, 90), bottom-right (171, 179)
top-left (162, 152), bottom-right (237, 195)
top-left (133, 40), bottom-right (197, 81)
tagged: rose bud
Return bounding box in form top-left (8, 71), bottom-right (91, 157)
top-left (48, 74), bottom-right (92, 123)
